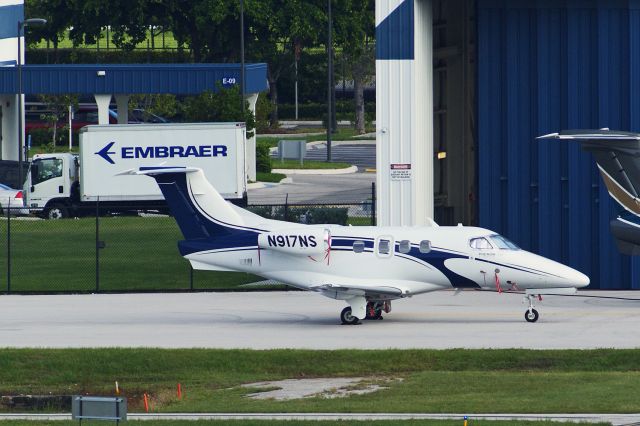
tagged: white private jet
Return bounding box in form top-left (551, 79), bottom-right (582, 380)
top-left (129, 166), bottom-right (589, 324)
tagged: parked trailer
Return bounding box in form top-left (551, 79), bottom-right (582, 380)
top-left (25, 123), bottom-right (247, 219)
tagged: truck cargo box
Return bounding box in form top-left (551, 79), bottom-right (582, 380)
top-left (79, 123), bottom-right (246, 201)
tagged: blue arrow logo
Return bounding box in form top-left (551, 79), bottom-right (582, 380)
top-left (96, 141), bottom-right (116, 164)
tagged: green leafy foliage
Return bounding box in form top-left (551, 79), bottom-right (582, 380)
top-left (303, 207), bottom-right (348, 225)
top-left (182, 86), bottom-right (256, 137)
top-left (256, 141), bottom-right (272, 173)
top-left (129, 94), bottom-right (180, 119)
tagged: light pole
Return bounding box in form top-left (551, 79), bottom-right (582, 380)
top-left (326, 0), bottom-right (333, 162)
top-left (240, 0), bottom-right (245, 114)
top-left (17, 17), bottom-right (46, 188)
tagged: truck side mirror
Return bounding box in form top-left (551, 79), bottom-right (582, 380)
top-left (30, 186), bottom-right (34, 193)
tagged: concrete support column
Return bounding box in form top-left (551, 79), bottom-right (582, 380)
top-left (376, 0), bottom-right (433, 226)
top-left (114, 95), bottom-right (129, 124)
top-left (245, 92), bottom-right (258, 182)
top-left (0, 95), bottom-right (19, 160)
top-left (94, 94), bottom-right (112, 125)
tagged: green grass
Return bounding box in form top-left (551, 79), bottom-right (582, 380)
top-left (32, 30), bottom-right (181, 50)
top-left (0, 349), bottom-right (638, 414)
top-left (1, 216), bottom-right (261, 292)
top-left (255, 172), bottom-right (287, 183)
top-left (348, 216), bottom-right (374, 226)
top-left (271, 159), bottom-right (351, 170)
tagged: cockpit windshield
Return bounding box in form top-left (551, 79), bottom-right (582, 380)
top-left (489, 234), bottom-right (520, 250)
top-left (469, 234), bottom-right (520, 250)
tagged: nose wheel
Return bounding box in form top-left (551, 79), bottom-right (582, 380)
top-left (524, 294), bottom-right (540, 323)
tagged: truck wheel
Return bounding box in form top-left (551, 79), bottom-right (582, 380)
top-left (45, 204), bottom-right (68, 220)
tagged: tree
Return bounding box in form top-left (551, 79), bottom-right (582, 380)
top-left (333, 0), bottom-right (375, 134)
top-left (165, 0), bottom-right (240, 62)
top-left (25, 0), bottom-right (73, 62)
top-left (38, 94), bottom-right (78, 148)
top-left (245, 0), bottom-right (326, 128)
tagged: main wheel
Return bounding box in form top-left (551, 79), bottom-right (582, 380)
top-left (45, 204), bottom-right (68, 220)
top-left (524, 308), bottom-right (539, 323)
top-left (340, 307), bottom-right (359, 325)
top-left (365, 303), bottom-right (383, 320)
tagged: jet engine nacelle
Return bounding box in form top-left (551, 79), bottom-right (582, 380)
top-left (258, 229), bottom-right (329, 256)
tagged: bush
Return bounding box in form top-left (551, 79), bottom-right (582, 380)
top-left (182, 85), bottom-right (256, 138)
top-left (255, 94), bottom-right (273, 133)
top-left (277, 101), bottom-right (375, 121)
top-left (256, 141), bottom-right (272, 173)
top-left (302, 207), bottom-right (348, 225)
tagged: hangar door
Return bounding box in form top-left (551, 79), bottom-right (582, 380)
top-left (476, 0), bottom-right (640, 289)
top-left (432, 0), bottom-right (476, 226)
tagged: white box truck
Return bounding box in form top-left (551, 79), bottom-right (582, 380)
top-left (25, 123), bottom-right (247, 219)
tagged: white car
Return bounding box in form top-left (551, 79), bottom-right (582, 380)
top-left (0, 183), bottom-right (28, 215)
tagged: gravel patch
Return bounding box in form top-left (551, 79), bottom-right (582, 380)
top-left (241, 377), bottom-right (401, 400)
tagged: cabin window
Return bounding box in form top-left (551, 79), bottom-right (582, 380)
top-left (352, 240), bottom-right (365, 253)
top-left (419, 240), bottom-right (432, 253)
top-left (469, 237), bottom-right (493, 250)
top-left (378, 239), bottom-right (391, 255)
top-left (398, 240), bottom-right (411, 253)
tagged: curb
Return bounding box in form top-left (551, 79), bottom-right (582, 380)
top-left (272, 165), bottom-right (358, 175)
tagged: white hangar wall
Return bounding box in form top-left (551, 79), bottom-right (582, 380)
top-left (376, 0), bottom-right (433, 226)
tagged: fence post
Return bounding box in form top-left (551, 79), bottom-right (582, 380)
top-left (284, 194), bottom-right (289, 222)
top-left (189, 265), bottom-right (194, 291)
top-left (6, 203), bottom-right (10, 294)
top-left (95, 198), bottom-right (100, 292)
top-left (371, 182), bottom-right (376, 226)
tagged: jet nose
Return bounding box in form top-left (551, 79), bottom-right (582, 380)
top-left (573, 270), bottom-right (590, 288)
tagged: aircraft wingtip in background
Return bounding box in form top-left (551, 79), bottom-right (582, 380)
top-left (134, 166), bottom-right (588, 325)
top-left (539, 129), bottom-right (640, 256)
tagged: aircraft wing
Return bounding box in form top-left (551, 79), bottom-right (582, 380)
top-left (310, 283), bottom-right (405, 298)
top-left (310, 280), bottom-right (443, 299)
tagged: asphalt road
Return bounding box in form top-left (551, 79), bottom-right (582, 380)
top-left (3, 413), bottom-right (639, 425)
top-left (248, 173), bottom-right (375, 204)
top-left (1, 290), bottom-right (638, 349)
top-left (301, 142), bottom-right (376, 170)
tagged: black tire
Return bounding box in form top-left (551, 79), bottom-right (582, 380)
top-left (525, 308), bottom-right (539, 323)
top-left (45, 204), bottom-right (68, 220)
top-left (340, 307), bottom-right (359, 325)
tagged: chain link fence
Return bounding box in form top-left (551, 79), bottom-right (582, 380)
top-left (1, 200), bottom-right (375, 294)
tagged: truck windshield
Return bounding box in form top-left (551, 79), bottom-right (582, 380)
top-left (31, 158), bottom-right (63, 185)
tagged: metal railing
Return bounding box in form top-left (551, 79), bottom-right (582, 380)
top-left (1, 199), bottom-right (375, 294)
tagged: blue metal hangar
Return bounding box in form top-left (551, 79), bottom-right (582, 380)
top-left (376, 0), bottom-right (640, 289)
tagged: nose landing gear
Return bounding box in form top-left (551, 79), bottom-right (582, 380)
top-left (524, 294), bottom-right (540, 323)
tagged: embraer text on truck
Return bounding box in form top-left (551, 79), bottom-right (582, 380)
top-left (121, 145), bottom-right (228, 159)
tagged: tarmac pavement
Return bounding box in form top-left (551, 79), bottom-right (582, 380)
top-left (0, 290), bottom-right (638, 349)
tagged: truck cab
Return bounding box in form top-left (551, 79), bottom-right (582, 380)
top-left (26, 153), bottom-right (78, 219)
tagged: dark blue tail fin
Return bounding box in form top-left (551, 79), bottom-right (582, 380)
top-left (128, 167), bottom-right (248, 240)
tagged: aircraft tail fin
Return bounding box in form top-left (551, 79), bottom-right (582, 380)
top-left (121, 166), bottom-right (247, 239)
top-left (538, 130), bottom-right (640, 216)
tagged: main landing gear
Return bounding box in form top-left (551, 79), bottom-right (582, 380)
top-left (340, 307), bottom-right (359, 325)
top-left (340, 301), bottom-right (390, 325)
top-left (524, 294), bottom-right (540, 323)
